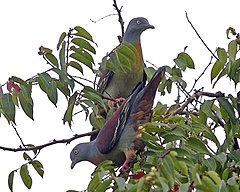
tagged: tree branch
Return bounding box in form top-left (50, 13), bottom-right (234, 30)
top-left (11, 123), bottom-right (26, 148)
top-left (0, 130), bottom-right (99, 152)
top-left (188, 56), bottom-right (214, 93)
top-left (169, 90), bottom-right (224, 116)
top-left (185, 11), bottom-right (218, 60)
top-left (113, 0), bottom-right (125, 40)
top-left (90, 14), bottom-right (118, 23)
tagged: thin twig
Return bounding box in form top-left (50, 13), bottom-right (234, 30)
top-left (67, 74), bottom-right (86, 87)
top-left (188, 56), bottom-right (214, 93)
top-left (169, 90), bottom-right (224, 116)
top-left (11, 123), bottom-right (26, 148)
top-left (185, 11), bottom-right (218, 60)
top-left (66, 28), bottom-right (73, 65)
top-left (0, 130), bottom-right (99, 152)
top-left (146, 60), bottom-right (158, 69)
top-left (113, 0), bottom-right (125, 39)
top-left (69, 74), bottom-right (97, 86)
top-left (90, 14), bottom-right (118, 23)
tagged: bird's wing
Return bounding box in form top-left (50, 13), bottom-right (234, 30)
top-left (95, 67), bottom-right (165, 155)
top-left (97, 68), bottom-right (114, 97)
top-left (95, 82), bottom-right (144, 154)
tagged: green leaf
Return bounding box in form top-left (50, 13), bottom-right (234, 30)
top-left (31, 160), bottom-right (44, 178)
top-left (229, 59), bottom-right (240, 86)
top-left (228, 40), bottom-right (237, 62)
top-left (185, 137), bottom-right (211, 154)
top-left (137, 178), bottom-right (145, 192)
top-left (114, 177), bottom-right (126, 191)
top-left (59, 41), bottom-right (66, 71)
top-left (110, 51), bottom-right (121, 73)
top-left (214, 152), bottom-right (227, 165)
top-left (70, 52), bottom-right (93, 70)
top-left (165, 79), bottom-right (172, 94)
top-left (52, 68), bottom-right (74, 92)
top-left (70, 46), bottom-right (95, 64)
top-left (56, 80), bottom-right (70, 97)
top-left (218, 97), bottom-right (236, 124)
top-left (217, 47), bottom-right (228, 64)
top-left (74, 26), bottom-right (94, 42)
top-left (10, 76), bottom-right (28, 87)
top-left (174, 57), bottom-right (187, 71)
top-left (37, 73), bottom-right (58, 106)
top-left (179, 183), bottom-right (190, 192)
top-left (179, 52), bottom-right (195, 69)
top-left (18, 84), bottom-right (34, 120)
top-left (57, 32), bottom-right (66, 50)
top-left (63, 92), bottom-right (78, 127)
top-left (174, 52), bottom-right (195, 70)
top-left (144, 67), bottom-right (156, 81)
top-left (227, 177), bottom-right (239, 191)
top-left (20, 164), bottom-right (32, 189)
top-left (8, 171), bottom-right (14, 192)
top-left (82, 86), bottom-right (107, 112)
top-left (116, 51), bottom-right (131, 71)
top-left (211, 60), bottom-right (224, 82)
top-left (68, 61), bottom-right (83, 74)
top-left (200, 100), bottom-right (218, 122)
top-left (142, 131), bottom-right (158, 141)
top-left (0, 93), bottom-right (15, 123)
top-left (144, 140), bottom-right (164, 151)
top-left (212, 68), bottom-right (227, 88)
top-left (172, 66), bottom-right (182, 77)
top-left (87, 173), bottom-right (100, 191)
top-left (173, 158), bottom-right (188, 176)
top-left (228, 151), bottom-right (240, 162)
top-left (163, 134), bottom-right (182, 144)
top-left (71, 37), bottom-right (96, 54)
top-left (160, 158), bottom-right (174, 184)
top-left (42, 47), bottom-right (52, 53)
top-left (95, 179), bottom-right (112, 191)
top-left (117, 42), bottom-right (137, 63)
top-left (204, 157), bottom-right (217, 171)
top-left (89, 112), bottom-right (106, 130)
top-left (45, 53), bottom-right (59, 68)
top-left (23, 152), bottom-right (32, 161)
top-left (157, 176), bottom-right (170, 192)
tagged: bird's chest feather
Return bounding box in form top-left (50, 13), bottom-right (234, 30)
top-left (107, 67), bottom-right (144, 98)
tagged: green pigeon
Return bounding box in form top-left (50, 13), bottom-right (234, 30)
top-left (91, 17), bottom-right (154, 140)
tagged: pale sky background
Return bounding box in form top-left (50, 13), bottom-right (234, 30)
top-left (0, 0), bottom-right (239, 191)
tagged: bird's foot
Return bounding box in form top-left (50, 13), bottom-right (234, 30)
top-left (108, 97), bottom-right (125, 108)
top-left (120, 160), bottom-right (130, 174)
top-left (114, 97), bottom-right (125, 108)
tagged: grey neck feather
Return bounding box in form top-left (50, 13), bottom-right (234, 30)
top-left (122, 30), bottom-right (141, 43)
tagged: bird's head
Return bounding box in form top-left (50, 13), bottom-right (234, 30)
top-left (70, 142), bottom-right (92, 169)
top-left (123, 17), bottom-right (154, 42)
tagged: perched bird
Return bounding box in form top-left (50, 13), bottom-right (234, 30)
top-left (91, 17), bottom-right (154, 140)
top-left (71, 67), bottom-right (165, 171)
top-left (98, 17), bottom-right (154, 100)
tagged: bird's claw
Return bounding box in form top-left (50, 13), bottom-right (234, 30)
top-left (120, 160), bottom-right (130, 173)
top-left (114, 97), bottom-right (125, 108)
top-left (108, 97), bottom-right (126, 108)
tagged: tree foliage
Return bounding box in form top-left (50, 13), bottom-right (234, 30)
top-left (1, 7), bottom-right (240, 192)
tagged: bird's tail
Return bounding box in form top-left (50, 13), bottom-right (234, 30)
top-left (140, 66), bottom-right (166, 101)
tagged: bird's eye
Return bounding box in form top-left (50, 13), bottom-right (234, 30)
top-left (136, 20), bottom-right (141, 25)
top-left (73, 149), bottom-right (79, 155)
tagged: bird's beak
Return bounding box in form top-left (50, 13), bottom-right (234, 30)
top-left (71, 161), bottom-right (76, 169)
top-left (147, 24), bottom-right (155, 29)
